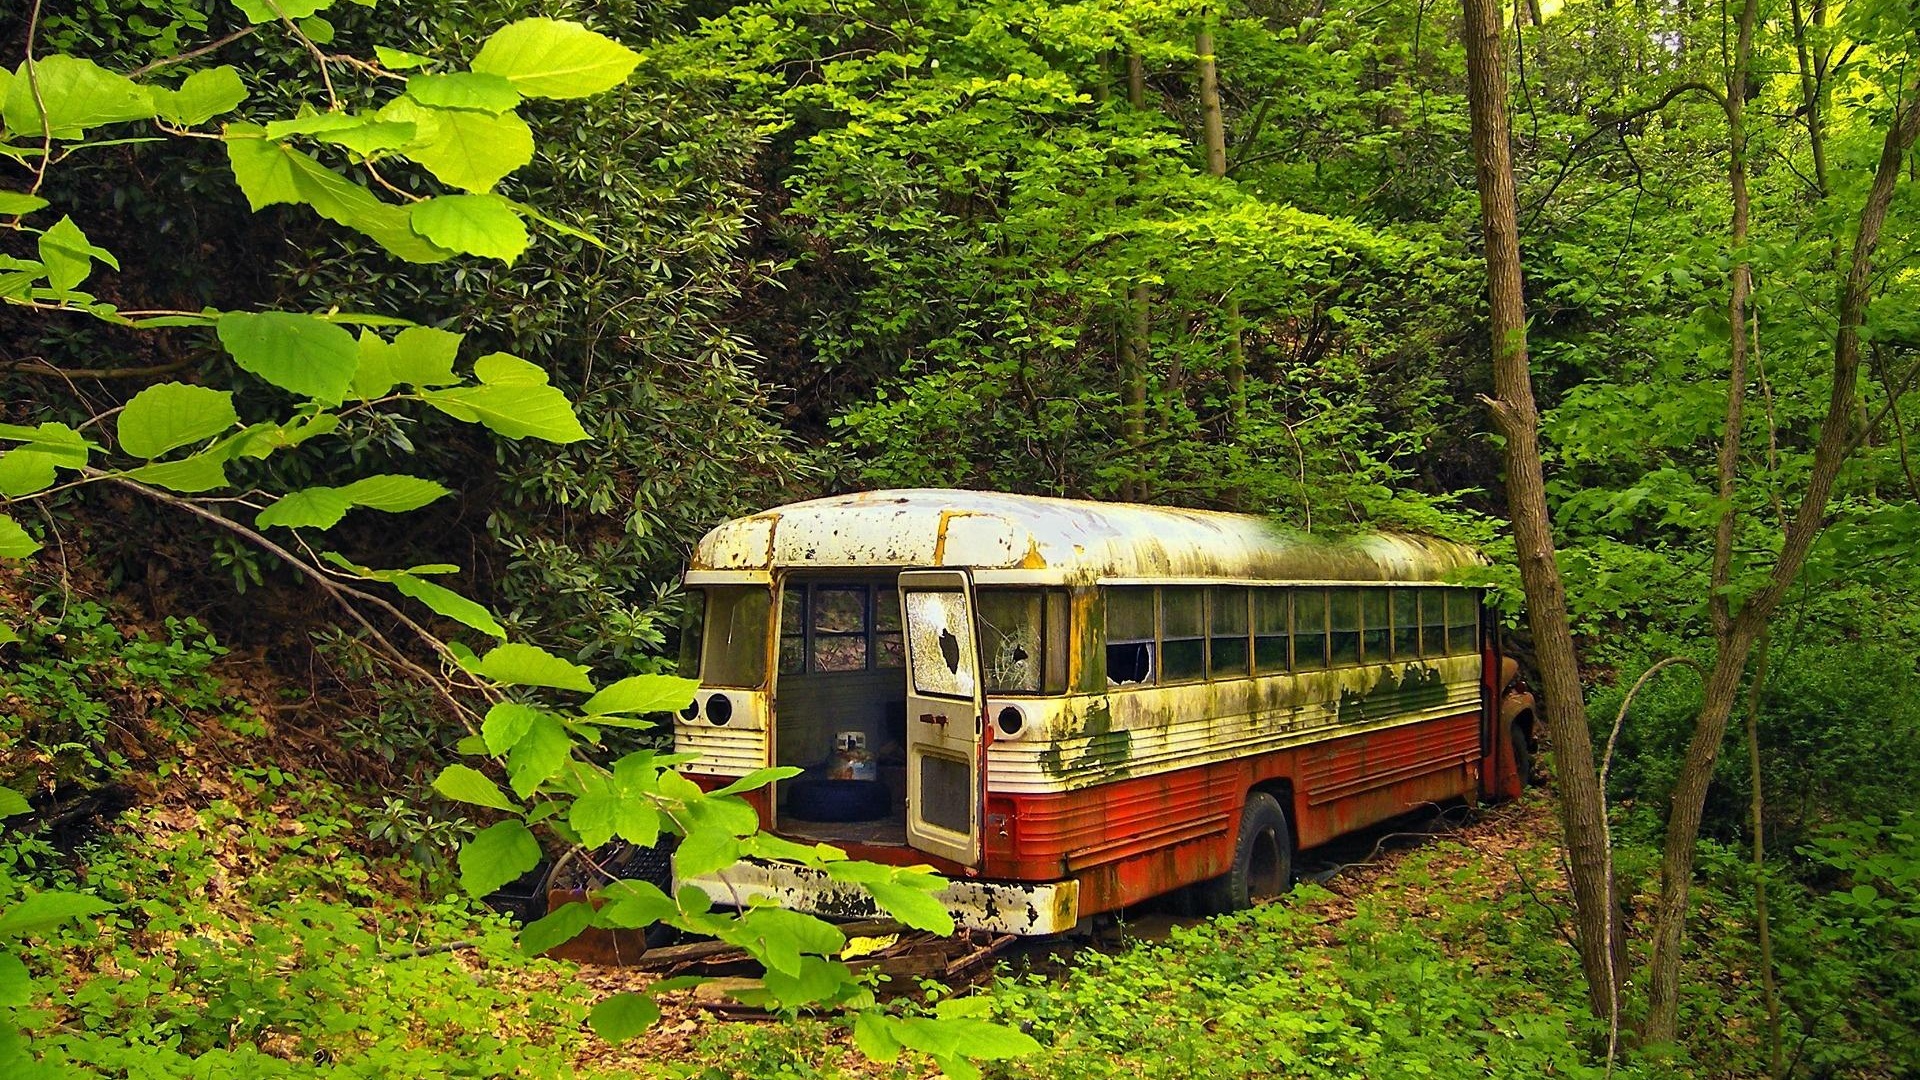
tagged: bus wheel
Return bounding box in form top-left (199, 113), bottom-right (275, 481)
top-left (1511, 720), bottom-right (1535, 789)
top-left (1198, 792), bottom-right (1293, 914)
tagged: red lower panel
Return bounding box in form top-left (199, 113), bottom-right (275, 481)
top-left (687, 712), bottom-right (1485, 919)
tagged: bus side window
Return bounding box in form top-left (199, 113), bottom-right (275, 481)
top-left (1292, 588), bottom-right (1329, 670)
top-left (780, 582), bottom-right (806, 675)
top-left (1253, 588), bottom-right (1289, 673)
top-left (1392, 588), bottom-right (1419, 660)
top-left (1329, 589), bottom-right (1361, 667)
top-left (1105, 586), bottom-right (1156, 686)
top-left (1211, 585), bottom-right (1251, 678)
top-left (1447, 589), bottom-right (1480, 654)
top-left (1361, 589), bottom-right (1390, 662)
top-left (1160, 587), bottom-right (1206, 683)
top-left (1419, 587), bottom-right (1447, 658)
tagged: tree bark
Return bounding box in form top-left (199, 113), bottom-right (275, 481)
top-left (1121, 51), bottom-right (1151, 501)
top-left (1460, 0), bottom-right (1621, 1024)
top-left (1643, 71), bottom-right (1920, 1044)
top-left (1196, 18), bottom-right (1246, 439)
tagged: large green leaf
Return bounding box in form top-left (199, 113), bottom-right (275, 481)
top-left (505, 712), bottom-right (573, 798)
top-left (231, 0), bottom-right (335, 23)
top-left (583, 674), bottom-right (699, 717)
top-left (0, 423), bottom-right (87, 497)
top-left (117, 383), bottom-right (239, 458)
top-left (481, 702), bottom-right (544, 756)
top-left (391, 574), bottom-right (505, 639)
top-left (388, 99), bottom-right (533, 192)
top-left (216, 311), bottom-right (359, 405)
top-left (2, 57), bottom-right (156, 139)
top-left (405, 72), bottom-right (520, 113)
top-left (354, 326), bottom-right (463, 399)
top-left (519, 899), bottom-right (594, 955)
top-left (122, 451), bottom-right (230, 493)
top-left (150, 66), bottom-right (247, 126)
top-left (471, 19), bottom-right (640, 100)
top-left (224, 127), bottom-right (303, 209)
top-left (457, 820), bottom-right (541, 897)
top-left (0, 890), bottom-right (112, 938)
top-left (0, 787), bottom-right (30, 818)
top-left (0, 952), bottom-right (28, 1009)
top-left (254, 475), bottom-right (449, 529)
top-left (0, 515), bottom-right (41, 559)
top-left (223, 129), bottom-right (452, 262)
top-left (422, 355), bottom-right (588, 443)
top-left (432, 764), bottom-right (518, 811)
top-left (587, 992), bottom-right (660, 1043)
top-left (409, 194), bottom-right (528, 263)
top-left (0, 190), bottom-right (49, 216)
top-left (374, 46), bottom-right (433, 71)
top-left (37, 216), bottom-right (117, 294)
top-left (470, 643), bottom-right (594, 692)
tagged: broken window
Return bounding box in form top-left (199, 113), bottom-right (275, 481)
top-left (906, 589), bottom-right (978, 699)
top-left (1210, 586), bottom-right (1250, 678)
top-left (700, 586), bottom-right (772, 688)
top-left (977, 589), bottom-right (1066, 695)
top-left (1104, 586), bottom-right (1156, 686)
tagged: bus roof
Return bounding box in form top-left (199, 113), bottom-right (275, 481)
top-left (686, 489), bottom-right (1485, 585)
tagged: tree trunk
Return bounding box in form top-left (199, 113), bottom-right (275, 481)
top-left (1196, 20), bottom-right (1246, 440)
top-left (1460, 0), bottom-right (1622, 1024)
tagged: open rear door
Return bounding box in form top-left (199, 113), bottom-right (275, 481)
top-left (897, 569), bottom-right (985, 866)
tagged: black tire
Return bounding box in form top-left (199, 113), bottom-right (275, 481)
top-left (1197, 792), bottom-right (1293, 914)
top-left (784, 777), bottom-right (892, 823)
top-left (1511, 720), bottom-right (1535, 789)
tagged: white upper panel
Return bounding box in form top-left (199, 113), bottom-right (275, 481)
top-left (687, 489), bottom-right (1484, 585)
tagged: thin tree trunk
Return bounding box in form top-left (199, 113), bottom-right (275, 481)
top-left (1707, 0), bottom-right (1756, 642)
top-left (1461, 0), bottom-right (1621, 1024)
top-left (1121, 51), bottom-right (1151, 501)
top-left (1742, 633), bottom-right (1784, 1078)
top-left (1643, 71), bottom-right (1920, 1044)
top-left (1196, 18), bottom-right (1246, 439)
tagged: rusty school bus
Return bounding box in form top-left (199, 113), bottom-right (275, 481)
top-left (674, 489), bottom-right (1537, 935)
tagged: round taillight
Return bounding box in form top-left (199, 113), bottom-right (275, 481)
top-left (706, 693), bottom-right (733, 726)
top-left (995, 705), bottom-right (1025, 737)
top-left (679, 698), bottom-right (700, 722)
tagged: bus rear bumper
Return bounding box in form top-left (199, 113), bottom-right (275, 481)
top-left (680, 860), bottom-right (1081, 936)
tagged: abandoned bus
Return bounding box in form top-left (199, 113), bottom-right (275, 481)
top-left (674, 489), bottom-right (1537, 935)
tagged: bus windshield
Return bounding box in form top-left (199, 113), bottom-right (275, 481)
top-left (697, 586), bottom-right (771, 688)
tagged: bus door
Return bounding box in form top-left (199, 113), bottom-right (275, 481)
top-left (897, 569), bottom-right (985, 866)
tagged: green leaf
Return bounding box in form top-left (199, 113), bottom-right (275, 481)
top-left (0, 190), bottom-right (49, 215)
top-left (595, 879), bottom-right (677, 928)
top-left (388, 99), bottom-right (533, 191)
top-left (432, 764), bottom-right (518, 811)
top-left (853, 1010), bottom-right (904, 1062)
top-left (216, 311), bottom-right (359, 405)
top-left (353, 325), bottom-right (462, 399)
top-left (471, 642), bottom-right (594, 692)
top-left (471, 19), bottom-right (640, 100)
top-left (405, 72), bottom-right (520, 113)
top-left (297, 15), bottom-right (335, 44)
top-left (422, 381), bottom-right (589, 443)
top-left (505, 712), bottom-right (573, 798)
top-left (38, 216), bottom-right (117, 294)
top-left (121, 451), bottom-right (229, 493)
top-left (482, 702), bottom-right (544, 756)
top-left (0, 515), bottom-right (41, 559)
top-left (117, 383), bottom-right (239, 458)
top-left (392, 574), bottom-right (506, 639)
top-left (0, 423), bottom-right (86, 497)
top-left (2, 57), bottom-right (156, 139)
top-left (254, 475), bottom-right (449, 529)
top-left (0, 952), bottom-right (28, 1009)
top-left (520, 898), bottom-right (594, 955)
top-left (0, 890), bottom-right (112, 937)
top-left (583, 674), bottom-right (699, 717)
top-left (224, 129), bottom-right (303, 209)
top-left (673, 829), bottom-right (740, 880)
top-left (231, 0), bottom-right (334, 23)
top-left (569, 762), bottom-right (661, 848)
top-left (0, 787), bottom-right (30, 818)
top-left (150, 66), bottom-right (247, 126)
top-left (862, 880), bottom-right (954, 935)
top-left (587, 992), bottom-right (660, 1043)
top-left (711, 766), bottom-right (801, 798)
top-left (223, 129), bottom-right (453, 263)
top-left (375, 46), bottom-right (434, 70)
top-left (457, 820), bottom-right (541, 897)
top-left (410, 194), bottom-right (528, 263)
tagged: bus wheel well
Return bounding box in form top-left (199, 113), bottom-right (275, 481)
top-left (1249, 779), bottom-right (1298, 847)
top-left (1512, 711), bottom-right (1538, 746)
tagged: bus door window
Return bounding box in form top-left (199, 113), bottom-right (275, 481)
top-left (1291, 588), bottom-right (1329, 670)
top-left (1104, 587), bottom-right (1156, 686)
top-left (1210, 586), bottom-right (1251, 678)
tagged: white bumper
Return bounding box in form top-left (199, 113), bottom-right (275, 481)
top-left (681, 860), bottom-right (1081, 936)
